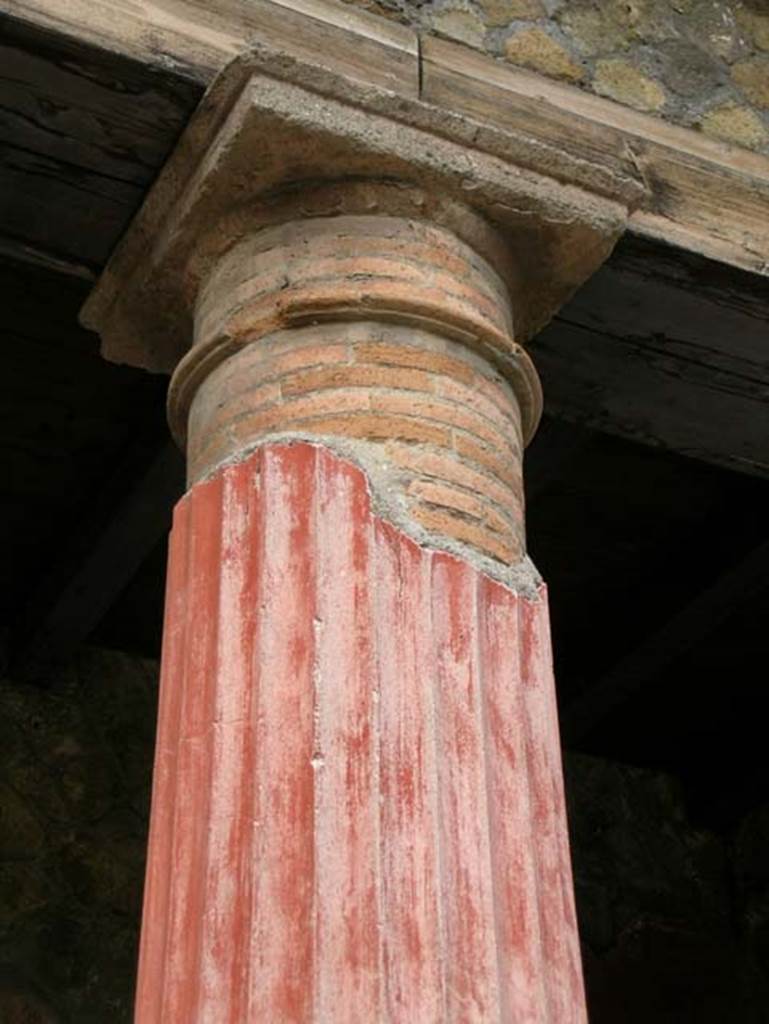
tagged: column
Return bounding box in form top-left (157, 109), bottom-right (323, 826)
top-left (80, 48), bottom-right (629, 1023)
top-left (133, 195), bottom-right (586, 1021)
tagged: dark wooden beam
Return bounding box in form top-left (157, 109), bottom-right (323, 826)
top-left (532, 235), bottom-right (769, 481)
top-left (562, 535), bottom-right (769, 744)
top-left (0, 233), bottom-right (96, 281)
top-left (524, 416), bottom-right (595, 502)
top-left (0, 18), bottom-right (200, 270)
top-left (14, 441), bottom-right (184, 675)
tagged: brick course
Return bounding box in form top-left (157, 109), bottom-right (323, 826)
top-left (188, 324), bottom-right (526, 564)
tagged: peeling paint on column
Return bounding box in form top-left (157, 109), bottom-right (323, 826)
top-left (135, 441), bottom-right (586, 1022)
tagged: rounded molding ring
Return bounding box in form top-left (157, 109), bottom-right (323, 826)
top-left (168, 211), bottom-right (542, 447)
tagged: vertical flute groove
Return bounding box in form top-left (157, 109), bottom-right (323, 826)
top-left (476, 575), bottom-right (510, 1024)
top-left (516, 591), bottom-right (556, 1023)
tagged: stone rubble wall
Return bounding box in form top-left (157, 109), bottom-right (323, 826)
top-left (347, 0), bottom-right (769, 153)
top-left (564, 752), bottom-right (769, 1023)
top-left (0, 649), bottom-right (157, 1024)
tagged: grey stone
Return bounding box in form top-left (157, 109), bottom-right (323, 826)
top-left (658, 39), bottom-right (724, 99)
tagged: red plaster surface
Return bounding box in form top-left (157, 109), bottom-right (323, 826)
top-left (135, 442), bottom-right (586, 1022)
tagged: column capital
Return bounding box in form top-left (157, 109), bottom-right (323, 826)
top-left (81, 45), bottom-right (632, 375)
top-left (81, 45), bottom-right (633, 572)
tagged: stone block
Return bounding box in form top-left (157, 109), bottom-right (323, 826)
top-left (504, 25), bottom-right (585, 80)
top-left (594, 59), bottom-right (666, 111)
top-left (700, 101), bottom-right (769, 148)
top-left (732, 55), bottom-right (769, 108)
top-left (477, 0), bottom-right (544, 28)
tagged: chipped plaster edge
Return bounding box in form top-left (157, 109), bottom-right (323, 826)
top-left (185, 431), bottom-right (544, 597)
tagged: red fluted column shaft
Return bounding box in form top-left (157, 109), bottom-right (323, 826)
top-left (137, 443), bottom-right (585, 1022)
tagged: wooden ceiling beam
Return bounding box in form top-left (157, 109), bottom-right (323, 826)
top-left (562, 536), bottom-right (769, 744)
top-left (2, 0), bottom-right (769, 274)
top-left (0, 233), bottom-right (96, 282)
top-left (531, 236), bottom-right (769, 481)
top-left (13, 441), bottom-right (184, 675)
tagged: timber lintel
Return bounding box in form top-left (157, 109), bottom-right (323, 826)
top-left (2, 0), bottom-right (769, 276)
top-left (79, 45), bottom-right (632, 374)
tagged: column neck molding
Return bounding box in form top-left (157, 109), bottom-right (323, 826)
top-left (167, 194), bottom-right (541, 449)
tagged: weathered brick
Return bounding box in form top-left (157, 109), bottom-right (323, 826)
top-left (238, 390), bottom-right (372, 434)
top-left (281, 363), bottom-right (432, 398)
top-left (431, 372), bottom-right (520, 439)
top-left (354, 343), bottom-right (477, 385)
top-left (411, 504), bottom-right (521, 563)
top-left (194, 380), bottom-right (281, 430)
top-left (267, 343), bottom-right (351, 376)
top-left (454, 432), bottom-right (521, 490)
top-left (296, 413), bottom-right (452, 447)
top-left (407, 479), bottom-right (486, 520)
top-left (483, 503), bottom-right (518, 537)
top-left (210, 340), bottom-right (350, 398)
top-left (371, 391), bottom-right (516, 452)
top-left (475, 373), bottom-right (520, 419)
top-left (385, 442), bottom-right (517, 512)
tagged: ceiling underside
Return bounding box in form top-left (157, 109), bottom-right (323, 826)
top-left (1, 15), bottom-right (768, 829)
